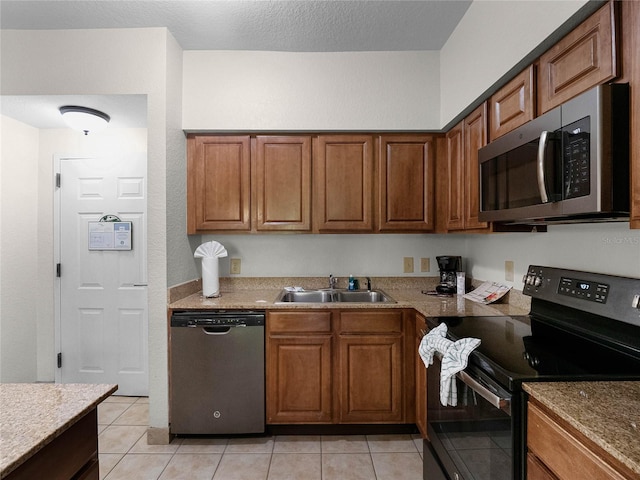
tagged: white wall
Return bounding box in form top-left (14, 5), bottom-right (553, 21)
top-left (200, 233), bottom-right (466, 280)
top-left (0, 116), bottom-right (39, 382)
top-left (465, 223), bottom-right (640, 289)
top-left (440, 0), bottom-right (588, 126)
top-left (183, 50), bottom-right (441, 130)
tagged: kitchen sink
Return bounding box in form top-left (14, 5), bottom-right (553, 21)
top-left (275, 289), bottom-right (396, 304)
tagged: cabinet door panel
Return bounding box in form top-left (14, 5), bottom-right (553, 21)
top-left (255, 136), bottom-right (311, 231)
top-left (267, 335), bottom-right (333, 424)
top-left (489, 65), bottom-right (535, 141)
top-left (338, 336), bottom-right (403, 423)
top-left (188, 136), bottom-right (251, 232)
top-left (445, 122), bottom-right (465, 231)
top-left (415, 315), bottom-right (427, 438)
top-left (314, 135), bottom-right (374, 231)
top-left (378, 135), bottom-right (435, 231)
top-left (464, 103), bottom-right (489, 231)
top-left (538, 1), bottom-right (617, 114)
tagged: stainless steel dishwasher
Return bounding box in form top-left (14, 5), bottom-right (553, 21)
top-left (170, 310), bottom-right (265, 434)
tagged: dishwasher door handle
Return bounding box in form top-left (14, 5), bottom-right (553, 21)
top-left (201, 325), bottom-right (246, 335)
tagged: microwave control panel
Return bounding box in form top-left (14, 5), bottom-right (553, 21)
top-left (561, 116), bottom-right (590, 199)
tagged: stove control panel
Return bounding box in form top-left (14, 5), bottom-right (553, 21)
top-left (558, 277), bottom-right (609, 304)
top-left (523, 268), bottom-right (610, 303)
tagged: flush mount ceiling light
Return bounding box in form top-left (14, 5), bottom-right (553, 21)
top-left (59, 105), bottom-right (110, 135)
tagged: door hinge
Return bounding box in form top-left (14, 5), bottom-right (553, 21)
top-left (55, 173), bottom-right (61, 188)
top-left (56, 263), bottom-right (61, 277)
top-left (57, 352), bottom-right (62, 368)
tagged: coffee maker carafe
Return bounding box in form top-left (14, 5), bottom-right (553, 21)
top-left (436, 256), bottom-right (462, 294)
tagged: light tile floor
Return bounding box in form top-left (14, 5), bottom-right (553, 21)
top-left (98, 396), bottom-right (424, 480)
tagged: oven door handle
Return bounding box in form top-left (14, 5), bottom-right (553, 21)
top-left (457, 370), bottom-right (511, 411)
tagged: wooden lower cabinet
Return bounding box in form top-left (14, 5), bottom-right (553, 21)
top-left (266, 311), bottom-right (333, 423)
top-left (337, 331), bottom-right (403, 423)
top-left (266, 309), bottom-right (414, 425)
top-left (414, 314), bottom-right (427, 438)
top-left (6, 409), bottom-right (99, 480)
top-left (527, 399), bottom-right (633, 480)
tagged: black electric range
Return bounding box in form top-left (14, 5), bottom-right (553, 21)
top-left (423, 265), bottom-right (640, 480)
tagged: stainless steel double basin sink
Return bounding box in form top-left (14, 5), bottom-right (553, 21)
top-left (275, 289), bottom-right (396, 304)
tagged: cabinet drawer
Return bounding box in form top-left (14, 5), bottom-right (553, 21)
top-left (268, 311), bottom-right (331, 333)
top-left (339, 311), bottom-right (403, 334)
top-left (527, 402), bottom-right (627, 480)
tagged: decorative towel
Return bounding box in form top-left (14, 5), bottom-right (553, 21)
top-left (194, 241), bottom-right (228, 297)
top-left (419, 323), bottom-right (481, 406)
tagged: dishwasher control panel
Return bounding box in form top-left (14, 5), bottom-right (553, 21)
top-left (171, 310), bottom-right (265, 328)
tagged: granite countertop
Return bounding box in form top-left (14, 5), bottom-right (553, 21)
top-left (523, 381), bottom-right (640, 476)
top-left (168, 277), bottom-right (530, 319)
top-left (0, 383), bottom-right (117, 478)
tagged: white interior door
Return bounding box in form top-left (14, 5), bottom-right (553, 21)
top-left (57, 154), bottom-right (148, 396)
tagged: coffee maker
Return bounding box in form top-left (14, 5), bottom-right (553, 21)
top-left (436, 256), bottom-right (462, 294)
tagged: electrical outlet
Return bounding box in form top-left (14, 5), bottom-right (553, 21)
top-left (420, 257), bottom-right (430, 272)
top-left (230, 258), bottom-right (241, 275)
top-left (403, 257), bottom-right (414, 273)
top-left (505, 260), bottom-right (514, 282)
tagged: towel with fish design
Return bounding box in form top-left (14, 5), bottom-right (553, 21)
top-left (419, 323), bottom-right (481, 406)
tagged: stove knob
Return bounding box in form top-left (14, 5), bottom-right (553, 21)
top-left (534, 277), bottom-right (542, 287)
top-left (633, 294), bottom-right (640, 309)
top-left (524, 352), bottom-right (540, 368)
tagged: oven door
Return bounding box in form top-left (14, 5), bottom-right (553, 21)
top-left (424, 354), bottom-right (513, 480)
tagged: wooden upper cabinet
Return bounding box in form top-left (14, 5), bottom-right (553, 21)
top-left (443, 103), bottom-right (489, 232)
top-left (378, 135), bottom-right (435, 232)
top-left (538, 1), bottom-right (618, 114)
top-left (489, 65), bottom-right (535, 141)
top-left (619, 0), bottom-right (640, 229)
top-left (444, 122), bottom-right (465, 231)
top-left (464, 103), bottom-right (489, 231)
top-left (187, 135), bottom-right (251, 233)
top-left (313, 135), bottom-right (374, 232)
top-left (254, 136), bottom-right (312, 231)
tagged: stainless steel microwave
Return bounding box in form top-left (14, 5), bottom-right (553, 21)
top-left (478, 83), bottom-right (629, 224)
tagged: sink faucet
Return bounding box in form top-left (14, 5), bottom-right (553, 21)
top-left (366, 276), bottom-right (372, 291)
top-left (329, 274), bottom-right (338, 290)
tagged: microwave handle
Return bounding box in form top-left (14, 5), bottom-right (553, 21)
top-left (537, 131), bottom-right (550, 203)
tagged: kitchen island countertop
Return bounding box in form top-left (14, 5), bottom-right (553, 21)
top-left (524, 381), bottom-right (640, 477)
top-left (0, 382), bottom-right (117, 478)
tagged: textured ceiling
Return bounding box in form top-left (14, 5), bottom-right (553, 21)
top-left (0, 0), bottom-right (472, 52)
